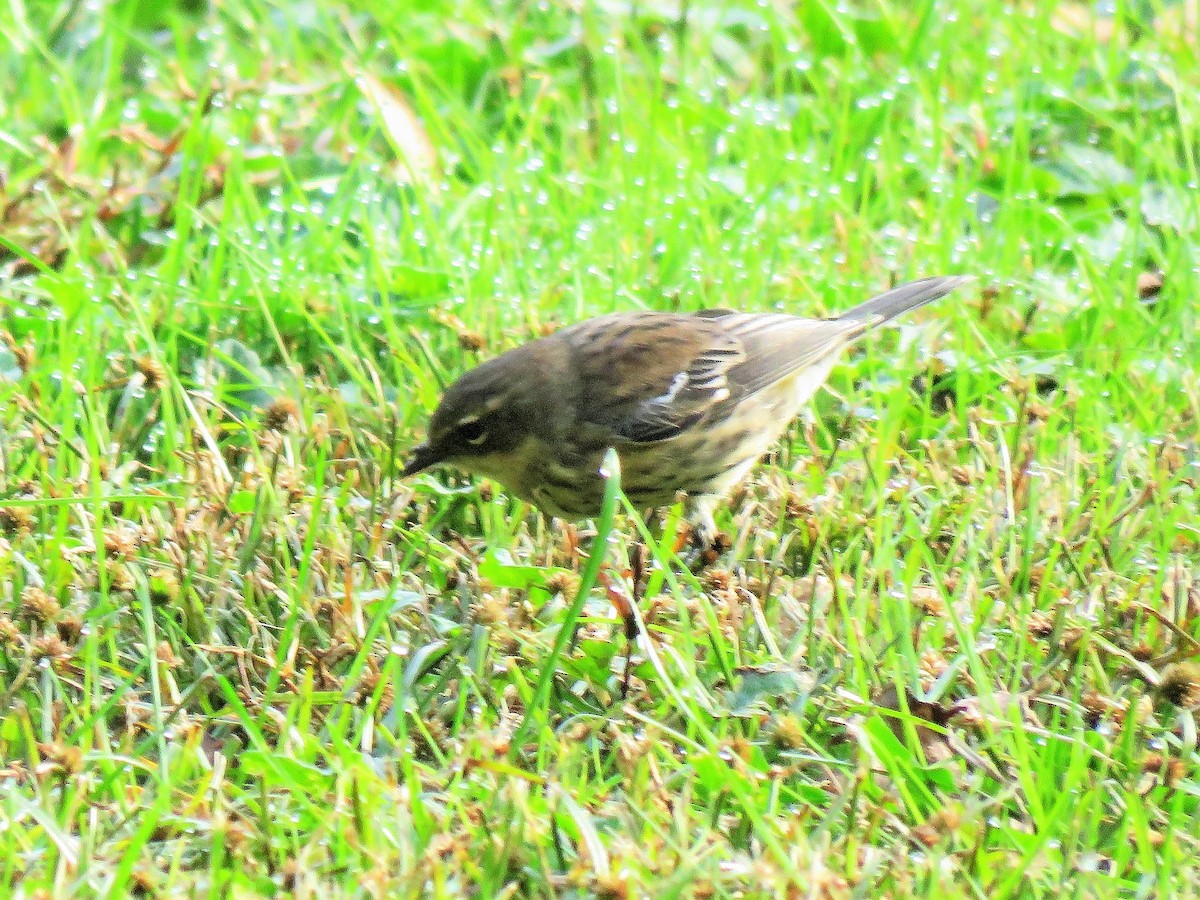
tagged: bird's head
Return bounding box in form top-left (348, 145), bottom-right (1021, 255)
top-left (402, 349), bottom-right (553, 480)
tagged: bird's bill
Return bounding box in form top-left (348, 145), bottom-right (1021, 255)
top-left (401, 443), bottom-right (440, 477)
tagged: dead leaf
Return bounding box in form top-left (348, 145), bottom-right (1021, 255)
top-left (874, 684), bottom-right (955, 764)
top-left (600, 571), bottom-right (636, 634)
top-left (1137, 271), bottom-right (1164, 299)
top-left (355, 72), bottom-right (437, 186)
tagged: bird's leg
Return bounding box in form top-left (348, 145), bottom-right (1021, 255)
top-left (688, 496), bottom-right (719, 551)
top-left (599, 566), bottom-right (639, 698)
top-left (684, 495), bottom-right (727, 568)
top-left (619, 542), bottom-right (648, 696)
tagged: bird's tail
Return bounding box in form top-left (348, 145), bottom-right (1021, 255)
top-left (838, 275), bottom-right (973, 327)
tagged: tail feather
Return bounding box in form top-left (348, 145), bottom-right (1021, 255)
top-left (838, 275), bottom-right (974, 326)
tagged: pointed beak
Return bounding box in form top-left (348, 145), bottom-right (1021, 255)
top-left (401, 443), bottom-right (441, 477)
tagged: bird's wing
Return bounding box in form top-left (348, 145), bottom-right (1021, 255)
top-left (700, 311), bottom-right (863, 398)
top-left (568, 311), bottom-right (860, 444)
top-left (567, 312), bottom-right (745, 443)
top-left (702, 274), bottom-right (972, 395)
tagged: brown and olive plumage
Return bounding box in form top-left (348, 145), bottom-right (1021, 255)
top-left (403, 275), bottom-right (972, 546)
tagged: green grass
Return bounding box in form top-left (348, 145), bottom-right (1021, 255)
top-left (1, 0), bottom-right (1199, 895)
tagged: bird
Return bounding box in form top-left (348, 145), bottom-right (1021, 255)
top-left (403, 275), bottom-right (972, 549)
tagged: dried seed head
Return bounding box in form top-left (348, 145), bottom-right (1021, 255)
top-left (148, 571), bottom-right (181, 605)
top-left (543, 571), bottom-right (580, 597)
top-left (1130, 641), bottom-right (1154, 662)
top-left (156, 641), bottom-right (182, 668)
top-left (1081, 690), bottom-right (1126, 726)
top-left (32, 635), bottom-right (72, 667)
top-left (643, 592), bottom-right (676, 624)
top-left (262, 397), bottom-right (299, 432)
top-left (910, 585), bottom-right (946, 617)
top-left (912, 823), bottom-right (941, 848)
top-left (0, 617), bottom-right (21, 647)
top-left (103, 527), bottom-right (139, 558)
top-left (918, 650), bottom-right (950, 691)
top-left (611, 729), bottom-right (651, 778)
top-left (1059, 626), bottom-right (1086, 654)
top-left (1159, 663), bottom-right (1200, 709)
top-left (56, 615), bottom-right (83, 644)
top-left (592, 872), bottom-right (633, 900)
top-left (136, 355), bottom-right (167, 390)
top-left (457, 330), bottom-right (486, 352)
top-left (1026, 400), bottom-right (1051, 422)
top-left (768, 714), bottom-right (806, 751)
top-left (279, 859), bottom-right (301, 893)
top-left (703, 568), bottom-right (734, 593)
top-left (1137, 271), bottom-right (1164, 299)
top-left (19, 586), bottom-right (61, 624)
top-left (97, 561), bottom-right (136, 593)
top-left (5, 334), bottom-right (34, 373)
top-left (915, 804), bottom-right (963, 847)
top-left (1027, 610), bottom-right (1054, 638)
top-left (784, 491), bottom-right (813, 519)
top-left (1142, 753), bottom-right (1186, 787)
top-left (0, 505), bottom-right (34, 535)
top-left (130, 867), bottom-right (159, 897)
top-left (37, 741), bottom-right (83, 775)
top-left (472, 593), bottom-right (508, 626)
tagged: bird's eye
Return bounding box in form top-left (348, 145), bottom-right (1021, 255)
top-left (458, 419), bottom-right (488, 446)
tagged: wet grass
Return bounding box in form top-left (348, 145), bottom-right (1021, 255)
top-left (1, 0), bottom-right (1199, 895)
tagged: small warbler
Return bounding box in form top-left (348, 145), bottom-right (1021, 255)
top-left (404, 275), bottom-right (971, 547)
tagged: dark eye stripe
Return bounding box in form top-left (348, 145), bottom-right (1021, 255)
top-left (459, 419), bottom-right (487, 442)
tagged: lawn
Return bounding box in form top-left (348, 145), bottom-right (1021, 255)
top-left (1, 0), bottom-right (1198, 896)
